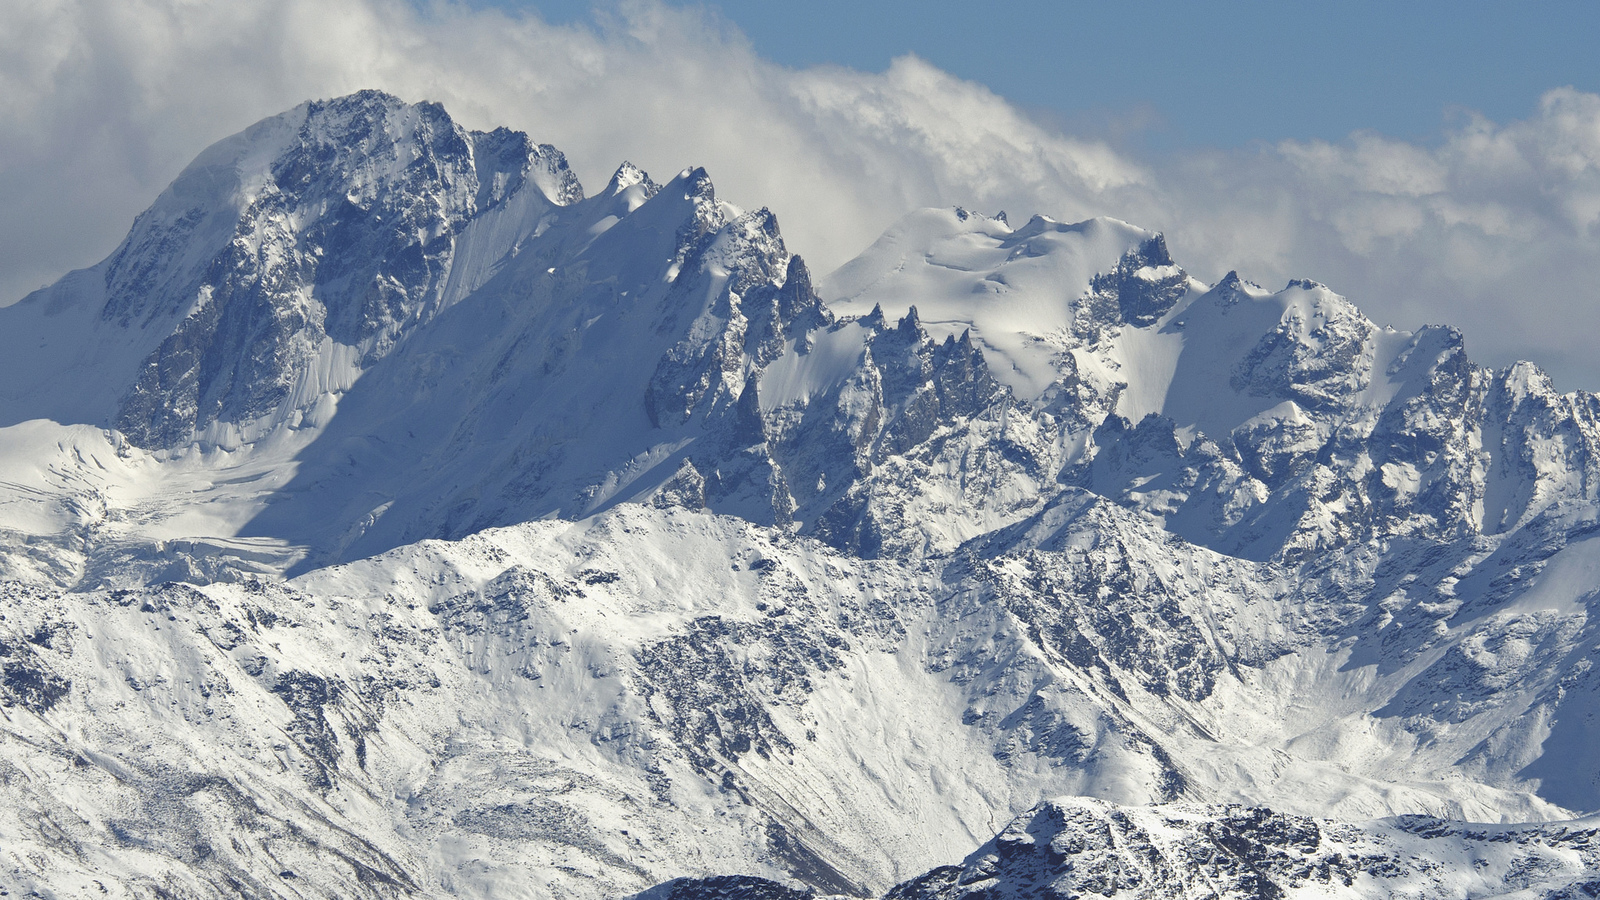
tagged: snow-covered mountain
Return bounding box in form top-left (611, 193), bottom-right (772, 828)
top-left (3, 91), bottom-right (1600, 899)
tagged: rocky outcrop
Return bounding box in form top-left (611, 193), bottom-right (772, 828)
top-left (108, 91), bottom-right (581, 447)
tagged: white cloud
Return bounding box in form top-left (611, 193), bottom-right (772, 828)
top-left (1154, 87), bottom-right (1600, 388)
top-left (4, 0), bottom-right (1600, 388)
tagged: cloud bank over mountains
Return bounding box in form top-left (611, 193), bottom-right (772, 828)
top-left (6, 0), bottom-right (1600, 387)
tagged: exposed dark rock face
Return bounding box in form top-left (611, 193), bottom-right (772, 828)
top-left (1085, 234), bottom-right (1189, 330)
top-left (633, 875), bottom-right (815, 900)
top-left (112, 91), bottom-right (581, 447)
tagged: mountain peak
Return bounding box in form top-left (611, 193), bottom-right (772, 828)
top-left (824, 208), bottom-right (1176, 399)
top-left (607, 160), bottom-right (657, 197)
top-left (0, 91), bottom-right (609, 448)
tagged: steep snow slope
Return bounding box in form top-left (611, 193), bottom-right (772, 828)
top-left (238, 163), bottom-right (809, 569)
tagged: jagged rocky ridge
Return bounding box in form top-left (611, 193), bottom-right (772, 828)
top-left (886, 798), bottom-right (1600, 900)
top-left (662, 798), bottom-right (1600, 900)
top-left (2, 92), bottom-right (1600, 898)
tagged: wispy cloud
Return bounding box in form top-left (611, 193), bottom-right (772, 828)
top-left (5, 0), bottom-right (1599, 387)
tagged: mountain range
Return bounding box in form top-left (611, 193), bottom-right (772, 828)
top-left (3, 90), bottom-right (1600, 899)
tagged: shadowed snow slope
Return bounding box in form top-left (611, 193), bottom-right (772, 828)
top-left (4, 93), bottom-right (1600, 899)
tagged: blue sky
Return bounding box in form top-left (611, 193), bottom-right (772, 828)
top-left (484, 0), bottom-right (1600, 151)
